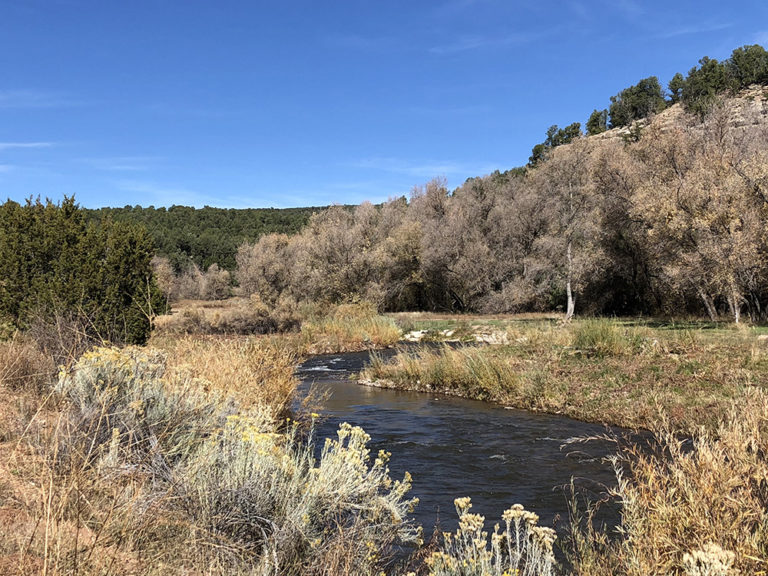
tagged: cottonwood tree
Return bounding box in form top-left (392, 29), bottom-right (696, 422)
top-left (631, 115), bottom-right (768, 322)
top-left (289, 205), bottom-right (379, 304)
top-left (410, 177), bottom-right (459, 310)
top-left (236, 233), bottom-right (291, 305)
top-left (530, 138), bottom-right (599, 320)
top-left (589, 140), bottom-right (659, 314)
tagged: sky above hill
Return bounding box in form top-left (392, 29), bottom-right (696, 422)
top-left (1, 0), bottom-right (767, 209)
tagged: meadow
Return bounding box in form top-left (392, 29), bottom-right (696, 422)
top-left (1, 303), bottom-right (767, 574)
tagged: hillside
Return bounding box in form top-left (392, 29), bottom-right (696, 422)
top-left (594, 84), bottom-right (768, 142)
top-left (84, 204), bottom-right (327, 271)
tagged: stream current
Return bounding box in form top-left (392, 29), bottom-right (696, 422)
top-left (297, 349), bottom-right (624, 534)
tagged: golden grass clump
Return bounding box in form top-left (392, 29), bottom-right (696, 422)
top-left (158, 334), bottom-right (299, 419)
top-left (153, 296), bottom-right (301, 336)
top-left (569, 387), bottom-right (768, 575)
top-left (0, 336), bottom-right (56, 393)
top-left (2, 346), bottom-right (420, 575)
top-left (364, 346), bottom-right (520, 403)
top-left (300, 302), bottom-right (401, 354)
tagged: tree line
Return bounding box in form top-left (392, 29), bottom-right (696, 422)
top-left (0, 197), bottom-right (166, 352)
top-left (235, 97), bottom-right (768, 323)
top-left (85, 204), bottom-right (325, 272)
top-left (532, 44), bottom-right (768, 163)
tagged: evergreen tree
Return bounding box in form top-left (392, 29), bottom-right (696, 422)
top-left (586, 109), bottom-right (608, 135)
top-left (0, 197), bottom-right (165, 345)
top-left (529, 123), bottom-right (582, 166)
top-left (728, 44), bottom-right (768, 88)
top-left (609, 76), bottom-right (667, 128)
top-left (681, 57), bottom-right (730, 117)
top-left (668, 73), bottom-right (685, 104)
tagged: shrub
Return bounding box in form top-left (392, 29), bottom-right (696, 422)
top-left (46, 346), bottom-right (419, 574)
top-left (0, 197), bottom-right (166, 347)
top-left (423, 498), bottom-right (556, 576)
top-left (54, 346), bottom-right (232, 474)
top-left (177, 419), bottom-right (420, 573)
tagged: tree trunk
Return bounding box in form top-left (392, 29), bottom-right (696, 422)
top-left (698, 287), bottom-right (717, 321)
top-left (728, 285), bottom-right (741, 324)
top-left (565, 239), bottom-right (575, 321)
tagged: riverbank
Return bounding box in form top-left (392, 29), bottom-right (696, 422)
top-left (3, 310), bottom-right (768, 574)
top-left (363, 316), bottom-right (768, 432)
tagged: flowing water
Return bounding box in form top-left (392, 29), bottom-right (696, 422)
top-left (297, 349), bottom-right (625, 535)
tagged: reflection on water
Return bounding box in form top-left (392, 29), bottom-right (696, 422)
top-left (297, 350), bottom-right (622, 534)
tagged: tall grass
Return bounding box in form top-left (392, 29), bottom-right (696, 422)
top-left (0, 336), bottom-right (56, 393)
top-left (300, 302), bottom-right (401, 354)
top-left (363, 318), bottom-right (768, 430)
top-left (158, 334), bottom-right (299, 418)
top-left (5, 346), bottom-right (419, 575)
top-left (365, 346), bottom-right (520, 403)
top-left (568, 387), bottom-right (768, 575)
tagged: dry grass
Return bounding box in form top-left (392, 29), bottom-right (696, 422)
top-left (0, 336), bottom-right (56, 394)
top-left (0, 346), bottom-right (420, 575)
top-left (568, 387), bottom-right (768, 575)
top-left (361, 319), bottom-right (768, 431)
top-left (300, 305), bottom-right (401, 354)
top-left (153, 296), bottom-right (301, 336)
top-left (155, 298), bottom-right (401, 356)
top-left (156, 334), bottom-right (300, 419)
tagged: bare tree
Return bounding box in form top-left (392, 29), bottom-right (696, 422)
top-left (530, 138), bottom-right (599, 320)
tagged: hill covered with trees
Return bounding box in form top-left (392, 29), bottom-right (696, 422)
top-left (84, 204), bottom-right (326, 272)
top-left (81, 44), bottom-right (768, 324)
top-left (236, 82), bottom-right (768, 323)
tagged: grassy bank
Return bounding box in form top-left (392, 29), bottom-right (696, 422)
top-left (0, 340), bottom-right (419, 575)
top-left (363, 317), bottom-right (768, 431)
top-left (154, 298), bottom-right (401, 355)
top-left (3, 315), bottom-right (768, 574)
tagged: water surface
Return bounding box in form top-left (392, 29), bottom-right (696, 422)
top-left (297, 349), bottom-right (623, 533)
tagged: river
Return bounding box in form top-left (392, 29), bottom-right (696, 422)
top-left (297, 349), bottom-right (624, 535)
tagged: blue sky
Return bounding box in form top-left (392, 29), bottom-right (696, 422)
top-left (1, 0), bottom-right (767, 209)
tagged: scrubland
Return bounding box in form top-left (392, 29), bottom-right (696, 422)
top-left (2, 306), bottom-right (768, 575)
top-left (364, 316), bottom-right (768, 432)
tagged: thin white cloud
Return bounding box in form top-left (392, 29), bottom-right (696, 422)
top-left (429, 32), bottom-right (533, 55)
top-left (568, 1), bottom-right (588, 20)
top-left (610, 0), bottom-right (644, 18)
top-left (0, 141), bottom-right (54, 151)
top-left (0, 164), bottom-right (13, 173)
top-left (657, 21), bottom-right (733, 39)
top-left (77, 156), bottom-right (161, 172)
top-left (115, 180), bottom-right (209, 206)
top-left (433, 0), bottom-right (495, 17)
top-left (349, 156), bottom-right (499, 178)
top-left (0, 90), bottom-right (80, 109)
top-left (325, 34), bottom-right (404, 53)
top-left (113, 179), bottom-right (259, 208)
top-left (405, 104), bottom-right (488, 116)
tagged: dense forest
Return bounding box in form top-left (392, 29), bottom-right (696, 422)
top-left (233, 90), bottom-right (768, 322)
top-left (228, 44), bottom-right (768, 322)
top-left (84, 204), bottom-right (325, 271)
